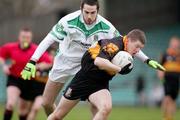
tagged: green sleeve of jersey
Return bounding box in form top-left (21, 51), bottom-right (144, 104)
top-left (113, 29), bottom-right (120, 37)
top-left (50, 23), bottom-right (67, 41)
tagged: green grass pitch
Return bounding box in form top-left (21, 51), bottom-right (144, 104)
top-left (0, 104), bottom-right (180, 120)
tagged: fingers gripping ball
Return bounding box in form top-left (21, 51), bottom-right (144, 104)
top-left (111, 51), bottom-right (133, 75)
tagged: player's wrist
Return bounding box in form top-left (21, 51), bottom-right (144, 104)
top-left (145, 58), bottom-right (151, 64)
top-left (29, 60), bottom-right (36, 65)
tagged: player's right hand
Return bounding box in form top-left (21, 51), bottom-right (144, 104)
top-left (21, 60), bottom-right (36, 80)
top-left (119, 63), bottom-right (133, 75)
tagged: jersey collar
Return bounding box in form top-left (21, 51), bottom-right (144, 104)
top-left (18, 42), bottom-right (31, 51)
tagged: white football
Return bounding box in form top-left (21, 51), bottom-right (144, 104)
top-left (111, 51), bottom-right (133, 69)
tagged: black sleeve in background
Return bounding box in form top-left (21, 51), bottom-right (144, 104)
top-left (159, 52), bottom-right (166, 65)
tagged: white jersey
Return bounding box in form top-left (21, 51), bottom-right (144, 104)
top-left (49, 10), bottom-right (120, 81)
top-left (31, 10), bottom-right (120, 81)
top-left (50, 10), bottom-right (119, 62)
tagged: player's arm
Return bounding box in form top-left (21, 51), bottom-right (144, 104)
top-left (94, 57), bottom-right (121, 74)
top-left (0, 44), bottom-right (10, 64)
top-left (31, 18), bottom-right (67, 62)
top-left (0, 45), bottom-right (11, 75)
top-left (157, 53), bottom-right (165, 81)
top-left (0, 57), bottom-right (5, 65)
top-left (36, 62), bottom-right (52, 70)
top-left (94, 57), bottom-right (131, 75)
top-left (21, 34), bottom-right (55, 80)
top-left (36, 51), bottom-right (53, 70)
top-left (0, 57), bottom-right (11, 75)
top-left (135, 50), bottom-right (165, 71)
top-left (21, 19), bottom-right (68, 80)
top-left (31, 34), bottom-right (55, 62)
top-left (21, 26), bottom-right (64, 80)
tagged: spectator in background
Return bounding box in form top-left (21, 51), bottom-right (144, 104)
top-left (135, 75), bottom-right (146, 106)
top-left (0, 27), bottom-right (52, 120)
top-left (157, 36), bottom-right (180, 120)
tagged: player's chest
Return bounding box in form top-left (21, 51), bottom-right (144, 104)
top-left (165, 54), bottom-right (179, 62)
top-left (10, 49), bottom-right (34, 63)
top-left (68, 28), bottom-right (107, 44)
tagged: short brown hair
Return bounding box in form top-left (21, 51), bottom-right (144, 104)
top-left (127, 29), bottom-right (146, 44)
top-left (20, 27), bottom-right (32, 32)
top-left (81, 0), bottom-right (99, 10)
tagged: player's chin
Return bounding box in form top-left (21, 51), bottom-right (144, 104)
top-left (132, 52), bottom-right (136, 56)
top-left (132, 54), bottom-right (135, 57)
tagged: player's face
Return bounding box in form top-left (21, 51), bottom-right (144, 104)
top-left (18, 31), bottom-right (32, 49)
top-left (170, 38), bottom-right (180, 50)
top-left (127, 39), bottom-right (144, 55)
top-left (81, 4), bottom-right (98, 25)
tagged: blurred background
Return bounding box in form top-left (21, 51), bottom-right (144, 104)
top-left (0, 0), bottom-right (180, 119)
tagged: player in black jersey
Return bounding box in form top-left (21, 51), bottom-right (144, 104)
top-left (47, 29), bottom-right (165, 120)
top-left (158, 36), bottom-right (180, 120)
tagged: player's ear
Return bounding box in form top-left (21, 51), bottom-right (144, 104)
top-left (126, 38), bottom-right (130, 44)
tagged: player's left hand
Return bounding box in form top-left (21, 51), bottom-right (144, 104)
top-left (147, 59), bottom-right (166, 71)
top-left (21, 60), bottom-right (36, 80)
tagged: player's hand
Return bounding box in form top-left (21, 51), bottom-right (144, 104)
top-left (21, 60), bottom-right (36, 80)
top-left (119, 63), bottom-right (133, 75)
top-left (147, 59), bottom-right (166, 71)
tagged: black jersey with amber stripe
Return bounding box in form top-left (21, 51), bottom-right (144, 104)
top-left (160, 48), bottom-right (180, 74)
top-left (80, 36), bottom-right (126, 82)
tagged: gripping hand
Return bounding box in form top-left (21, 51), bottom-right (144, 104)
top-left (147, 59), bottom-right (165, 71)
top-left (119, 63), bottom-right (133, 75)
top-left (21, 60), bottom-right (36, 80)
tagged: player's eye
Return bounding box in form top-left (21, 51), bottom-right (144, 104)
top-left (91, 11), bottom-right (96, 14)
top-left (85, 11), bottom-right (89, 14)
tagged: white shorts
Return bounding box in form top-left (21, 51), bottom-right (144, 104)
top-left (49, 54), bottom-right (81, 83)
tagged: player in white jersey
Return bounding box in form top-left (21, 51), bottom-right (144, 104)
top-left (21, 0), bottom-right (165, 117)
top-left (48, 9), bottom-right (120, 81)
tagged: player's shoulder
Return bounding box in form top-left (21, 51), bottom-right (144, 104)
top-left (31, 43), bottom-right (38, 49)
top-left (58, 10), bottom-right (81, 24)
top-left (97, 14), bottom-right (116, 29)
top-left (31, 43), bottom-right (38, 46)
top-left (2, 42), bottom-right (18, 48)
top-left (111, 36), bottom-right (123, 41)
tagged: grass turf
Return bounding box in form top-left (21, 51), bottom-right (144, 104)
top-left (0, 104), bottom-right (180, 120)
